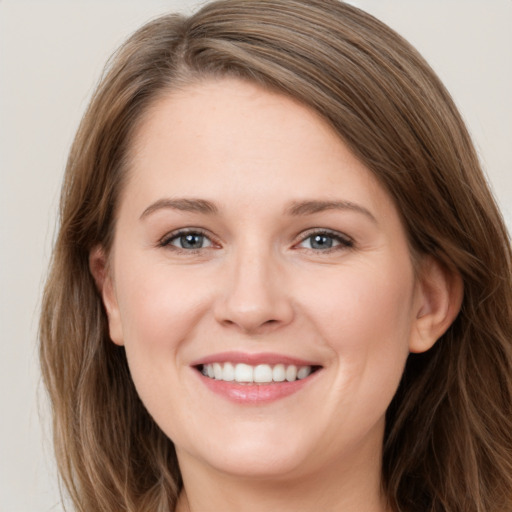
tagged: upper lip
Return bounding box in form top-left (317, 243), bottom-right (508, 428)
top-left (190, 351), bottom-right (321, 367)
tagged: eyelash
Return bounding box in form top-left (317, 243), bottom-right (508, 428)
top-left (295, 228), bottom-right (354, 253)
top-left (159, 228), bottom-right (217, 254)
top-left (158, 228), bottom-right (354, 254)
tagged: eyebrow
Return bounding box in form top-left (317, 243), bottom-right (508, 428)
top-left (140, 198), bottom-right (218, 219)
top-left (285, 200), bottom-right (378, 224)
top-left (140, 197), bottom-right (377, 224)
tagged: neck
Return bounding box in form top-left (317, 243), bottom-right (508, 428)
top-left (175, 440), bottom-right (389, 512)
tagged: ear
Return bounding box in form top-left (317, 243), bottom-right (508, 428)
top-left (409, 257), bottom-right (463, 353)
top-left (89, 245), bottom-right (124, 346)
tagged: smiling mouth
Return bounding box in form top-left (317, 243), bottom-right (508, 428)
top-left (197, 363), bottom-right (321, 384)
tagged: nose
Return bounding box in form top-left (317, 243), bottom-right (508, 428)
top-left (213, 244), bottom-right (294, 334)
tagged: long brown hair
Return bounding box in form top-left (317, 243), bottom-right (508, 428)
top-left (39, 1), bottom-right (512, 510)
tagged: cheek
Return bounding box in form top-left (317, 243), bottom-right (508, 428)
top-left (112, 259), bottom-right (212, 438)
top-left (114, 257), bottom-right (213, 358)
top-left (298, 259), bottom-right (415, 393)
top-left (307, 259), bottom-right (414, 345)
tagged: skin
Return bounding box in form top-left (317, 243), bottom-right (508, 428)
top-left (91, 78), bottom-right (461, 512)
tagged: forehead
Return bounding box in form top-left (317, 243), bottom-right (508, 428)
top-left (123, 78), bottom-right (393, 219)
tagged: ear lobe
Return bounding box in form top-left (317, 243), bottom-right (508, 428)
top-left (409, 257), bottom-right (463, 354)
top-left (89, 245), bottom-right (124, 346)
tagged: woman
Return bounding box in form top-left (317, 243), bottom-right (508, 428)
top-left (39, 1), bottom-right (512, 511)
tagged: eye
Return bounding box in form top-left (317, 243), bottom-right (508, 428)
top-left (160, 230), bottom-right (214, 251)
top-left (297, 230), bottom-right (353, 251)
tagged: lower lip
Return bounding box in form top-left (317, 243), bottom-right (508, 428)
top-left (197, 372), bottom-right (318, 404)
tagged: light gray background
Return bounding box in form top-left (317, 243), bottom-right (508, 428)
top-left (1, 1), bottom-right (510, 511)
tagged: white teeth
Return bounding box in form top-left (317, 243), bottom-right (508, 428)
top-left (223, 362), bottom-right (235, 381)
top-left (272, 364), bottom-right (286, 382)
top-left (254, 364), bottom-right (273, 383)
top-left (285, 365), bottom-right (297, 382)
top-left (235, 363), bottom-right (253, 382)
top-left (213, 363), bottom-right (223, 380)
top-left (297, 366), bottom-right (311, 379)
top-left (201, 362), bottom-right (315, 384)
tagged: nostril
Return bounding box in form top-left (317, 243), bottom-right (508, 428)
top-left (213, 269), bottom-right (294, 332)
top-left (218, 314), bottom-right (284, 334)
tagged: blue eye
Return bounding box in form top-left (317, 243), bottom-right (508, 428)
top-left (163, 231), bottom-right (213, 250)
top-left (298, 231), bottom-right (352, 251)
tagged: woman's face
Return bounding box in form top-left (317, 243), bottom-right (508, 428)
top-left (98, 78), bottom-right (436, 481)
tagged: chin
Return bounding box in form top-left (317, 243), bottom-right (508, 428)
top-left (176, 425), bottom-right (321, 480)
top-left (206, 448), bottom-right (311, 480)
